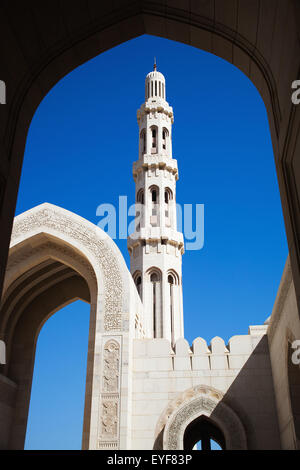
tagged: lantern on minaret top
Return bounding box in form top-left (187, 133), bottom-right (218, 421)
top-left (138, 59), bottom-right (174, 159)
top-left (128, 61), bottom-right (184, 345)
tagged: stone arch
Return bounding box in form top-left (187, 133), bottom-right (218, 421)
top-left (158, 385), bottom-right (247, 450)
top-left (5, 203), bottom-right (130, 321)
top-left (146, 266), bottom-right (162, 282)
top-left (167, 269), bottom-right (180, 285)
top-left (1, 2), bottom-right (300, 318)
top-left (0, 1), bottom-right (299, 451)
top-left (0, 203), bottom-right (141, 450)
top-left (0, 237), bottom-right (97, 368)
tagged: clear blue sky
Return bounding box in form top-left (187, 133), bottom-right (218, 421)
top-left (16, 35), bottom-right (288, 449)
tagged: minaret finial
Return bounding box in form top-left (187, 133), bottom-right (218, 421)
top-left (154, 57), bottom-right (157, 71)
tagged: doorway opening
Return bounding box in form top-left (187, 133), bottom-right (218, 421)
top-left (184, 415), bottom-right (225, 451)
top-left (24, 300), bottom-right (90, 450)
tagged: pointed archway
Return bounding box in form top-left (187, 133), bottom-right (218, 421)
top-left (0, 203), bottom-right (142, 449)
top-left (160, 385), bottom-right (247, 450)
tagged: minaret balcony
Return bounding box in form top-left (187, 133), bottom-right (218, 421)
top-left (137, 101), bottom-right (174, 123)
top-left (127, 227), bottom-right (184, 251)
top-left (133, 155), bottom-right (179, 179)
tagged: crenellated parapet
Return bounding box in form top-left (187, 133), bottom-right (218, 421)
top-left (133, 325), bottom-right (268, 372)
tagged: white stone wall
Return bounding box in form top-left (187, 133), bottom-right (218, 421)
top-left (131, 328), bottom-right (281, 449)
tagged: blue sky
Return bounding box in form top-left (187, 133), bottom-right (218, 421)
top-left (17, 35), bottom-right (288, 449)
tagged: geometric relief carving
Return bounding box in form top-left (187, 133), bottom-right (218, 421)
top-left (104, 313), bottom-right (122, 332)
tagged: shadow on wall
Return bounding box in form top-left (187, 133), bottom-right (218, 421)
top-left (155, 336), bottom-right (282, 450)
top-left (218, 336), bottom-right (281, 450)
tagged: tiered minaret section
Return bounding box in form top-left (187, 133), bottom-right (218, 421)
top-left (128, 62), bottom-right (184, 345)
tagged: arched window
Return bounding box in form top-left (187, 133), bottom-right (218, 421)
top-left (136, 189), bottom-right (144, 231)
top-left (150, 186), bottom-right (159, 204)
top-left (137, 189), bottom-right (144, 205)
top-left (168, 272), bottom-right (177, 345)
top-left (133, 272), bottom-right (142, 299)
top-left (140, 129), bottom-right (146, 155)
top-left (136, 276), bottom-right (142, 297)
top-left (164, 188), bottom-right (173, 204)
top-left (162, 128), bottom-right (169, 151)
top-left (150, 186), bottom-right (159, 226)
top-left (150, 272), bottom-right (159, 282)
top-left (167, 270), bottom-right (179, 285)
top-left (150, 270), bottom-right (161, 338)
top-left (164, 188), bottom-right (173, 226)
top-left (152, 128), bottom-right (157, 150)
top-left (184, 415), bottom-right (226, 450)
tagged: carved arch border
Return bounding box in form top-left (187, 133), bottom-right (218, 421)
top-left (162, 385), bottom-right (247, 450)
top-left (8, 203), bottom-right (129, 332)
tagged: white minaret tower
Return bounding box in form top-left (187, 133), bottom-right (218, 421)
top-left (128, 61), bottom-right (184, 345)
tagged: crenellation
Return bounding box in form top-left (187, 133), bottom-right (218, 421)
top-left (133, 327), bottom-right (268, 374)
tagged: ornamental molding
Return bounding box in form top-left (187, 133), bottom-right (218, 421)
top-left (156, 385), bottom-right (223, 438)
top-left (161, 385), bottom-right (247, 450)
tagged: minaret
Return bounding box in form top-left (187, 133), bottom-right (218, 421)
top-left (128, 62), bottom-right (184, 345)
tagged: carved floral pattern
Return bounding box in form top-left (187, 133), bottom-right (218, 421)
top-left (103, 340), bottom-right (120, 392)
top-left (101, 400), bottom-right (118, 438)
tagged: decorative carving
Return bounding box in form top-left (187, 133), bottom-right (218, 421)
top-left (10, 205), bottom-right (123, 331)
top-left (162, 387), bottom-right (247, 450)
top-left (156, 385), bottom-right (222, 437)
top-left (98, 338), bottom-right (121, 448)
top-left (103, 340), bottom-right (120, 392)
top-left (166, 396), bottom-right (215, 450)
top-left (101, 400), bottom-right (118, 438)
top-left (104, 314), bottom-right (122, 332)
top-left (97, 441), bottom-right (118, 449)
